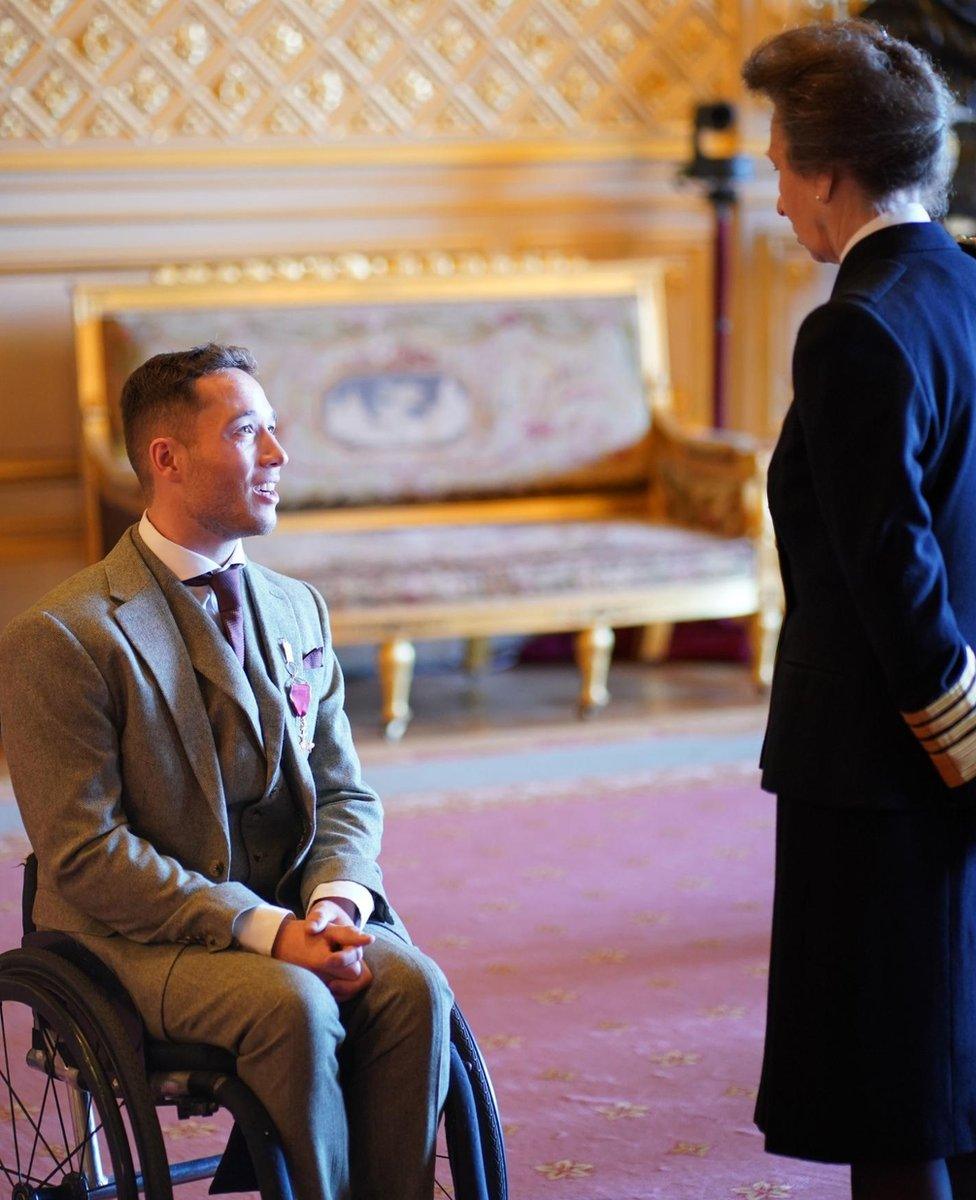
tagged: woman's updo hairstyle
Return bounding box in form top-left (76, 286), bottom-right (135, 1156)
top-left (742, 19), bottom-right (955, 214)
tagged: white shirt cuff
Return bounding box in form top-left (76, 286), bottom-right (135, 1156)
top-left (308, 881), bottom-right (374, 928)
top-left (233, 904), bottom-right (293, 955)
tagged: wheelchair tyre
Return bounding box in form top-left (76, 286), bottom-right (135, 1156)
top-left (0, 947), bottom-right (172, 1200)
top-left (443, 1006), bottom-right (508, 1200)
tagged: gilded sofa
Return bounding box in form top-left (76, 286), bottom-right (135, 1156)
top-left (74, 253), bottom-right (780, 737)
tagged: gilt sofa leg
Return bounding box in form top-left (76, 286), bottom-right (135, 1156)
top-left (379, 638), bottom-right (415, 740)
top-left (575, 626), bottom-right (614, 715)
top-left (637, 623), bottom-right (673, 663)
top-left (464, 636), bottom-right (491, 676)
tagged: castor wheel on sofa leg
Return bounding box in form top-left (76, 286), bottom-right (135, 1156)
top-left (575, 625), bottom-right (614, 716)
top-left (379, 637), bottom-right (416, 740)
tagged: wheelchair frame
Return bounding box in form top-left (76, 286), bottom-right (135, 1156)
top-left (0, 856), bottom-right (507, 1200)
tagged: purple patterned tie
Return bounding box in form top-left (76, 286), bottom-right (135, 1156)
top-left (184, 565), bottom-right (246, 667)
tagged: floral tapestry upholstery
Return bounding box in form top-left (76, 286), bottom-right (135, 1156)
top-left (249, 520), bottom-right (756, 609)
top-left (102, 295), bottom-right (651, 508)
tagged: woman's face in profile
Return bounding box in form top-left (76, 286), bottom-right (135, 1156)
top-left (768, 117), bottom-right (836, 264)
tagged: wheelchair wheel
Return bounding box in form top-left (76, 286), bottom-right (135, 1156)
top-left (0, 947), bottom-right (171, 1200)
top-left (439, 1006), bottom-right (508, 1200)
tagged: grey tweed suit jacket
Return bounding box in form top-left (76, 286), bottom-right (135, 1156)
top-left (0, 528), bottom-right (390, 953)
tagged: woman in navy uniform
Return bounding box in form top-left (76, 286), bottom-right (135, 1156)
top-left (744, 21), bottom-right (976, 1200)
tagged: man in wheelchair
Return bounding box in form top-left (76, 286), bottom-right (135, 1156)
top-left (0, 344), bottom-right (453, 1200)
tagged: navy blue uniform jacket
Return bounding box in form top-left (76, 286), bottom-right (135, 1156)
top-left (761, 222), bottom-right (976, 809)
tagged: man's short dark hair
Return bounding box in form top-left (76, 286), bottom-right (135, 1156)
top-left (120, 343), bottom-right (258, 492)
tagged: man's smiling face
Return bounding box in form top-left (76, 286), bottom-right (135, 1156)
top-left (176, 367), bottom-right (288, 545)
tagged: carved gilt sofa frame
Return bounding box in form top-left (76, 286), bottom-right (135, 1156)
top-left (74, 254), bottom-right (780, 738)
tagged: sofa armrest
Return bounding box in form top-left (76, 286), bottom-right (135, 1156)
top-left (649, 410), bottom-right (771, 540)
top-left (650, 410), bottom-right (784, 682)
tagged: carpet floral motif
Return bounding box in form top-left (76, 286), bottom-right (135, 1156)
top-left (596, 1102), bottom-right (650, 1121)
top-left (535, 1159), bottom-right (596, 1180)
top-left (732, 1185), bottom-right (793, 1199)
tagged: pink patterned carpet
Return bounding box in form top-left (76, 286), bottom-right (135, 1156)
top-left (0, 731), bottom-right (852, 1200)
top-left (383, 763), bottom-right (849, 1200)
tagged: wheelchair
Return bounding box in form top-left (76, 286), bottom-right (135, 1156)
top-left (0, 854), bottom-right (507, 1200)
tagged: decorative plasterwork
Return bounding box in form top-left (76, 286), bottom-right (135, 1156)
top-left (0, 0), bottom-right (845, 166)
top-left (148, 246), bottom-right (587, 284)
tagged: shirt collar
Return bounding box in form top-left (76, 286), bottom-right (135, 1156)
top-left (139, 512), bottom-right (247, 582)
top-left (840, 203), bottom-right (931, 263)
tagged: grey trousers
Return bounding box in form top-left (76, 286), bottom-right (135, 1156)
top-left (74, 925), bottom-right (453, 1200)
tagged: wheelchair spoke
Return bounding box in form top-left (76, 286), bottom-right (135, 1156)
top-left (39, 1094), bottom-right (108, 1189)
top-left (0, 1010), bottom-right (110, 1192)
top-left (36, 1088), bottom-right (91, 1187)
top-left (25, 1070), bottom-right (53, 1183)
top-left (434, 1146), bottom-right (455, 1200)
top-left (39, 1149), bottom-right (80, 1190)
top-left (0, 1062), bottom-right (65, 1178)
top-left (0, 1002), bottom-right (21, 1182)
top-left (39, 1123), bottom-right (102, 1190)
top-left (0, 953), bottom-right (166, 1200)
top-left (48, 1065), bottom-right (75, 1176)
top-left (0, 1167), bottom-right (54, 1188)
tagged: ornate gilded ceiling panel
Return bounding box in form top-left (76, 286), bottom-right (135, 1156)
top-left (0, 0), bottom-right (759, 163)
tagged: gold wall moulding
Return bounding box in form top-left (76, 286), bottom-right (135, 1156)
top-left (150, 248), bottom-right (588, 286)
top-left (0, 533), bottom-right (85, 564)
top-left (0, 456), bottom-right (78, 482)
top-left (0, 0), bottom-right (744, 167)
top-left (0, 133), bottom-right (696, 171)
top-left (0, 513), bottom-right (82, 537)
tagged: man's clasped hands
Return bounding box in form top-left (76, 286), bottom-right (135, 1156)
top-left (271, 899), bottom-right (374, 1001)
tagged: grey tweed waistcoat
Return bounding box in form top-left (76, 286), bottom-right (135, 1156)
top-left (140, 551), bottom-right (302, 905)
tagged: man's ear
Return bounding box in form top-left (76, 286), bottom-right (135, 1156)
top-left (147, 436), bottom-right (182, 483)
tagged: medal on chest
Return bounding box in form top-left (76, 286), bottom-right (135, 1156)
top-left (279, 639), bottom-right (314, 752)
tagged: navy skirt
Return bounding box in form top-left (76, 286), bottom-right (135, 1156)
top-left (755, 796), bottom-right (976, 1163)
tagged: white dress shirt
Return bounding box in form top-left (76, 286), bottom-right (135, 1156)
top-left (840, 202), bottom-right (931, 262)
top-left (139, 513), bottom-right (373, 953)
